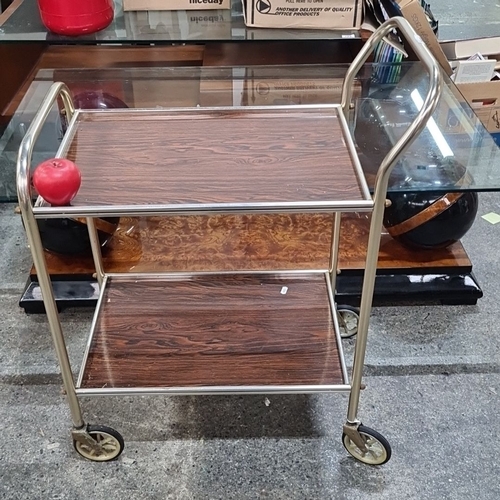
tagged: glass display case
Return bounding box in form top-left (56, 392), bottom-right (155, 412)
top-left (2, 1), bottom-right (500, 310)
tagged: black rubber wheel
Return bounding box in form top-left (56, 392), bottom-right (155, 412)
top-left (73, 425), bottom-right (124, 462)
top-left (342, 425), bottom-right (392, 465)
top-left (337, 305), bottom-right (360, 338)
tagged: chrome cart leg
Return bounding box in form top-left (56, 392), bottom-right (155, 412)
top-left (86, 217), bottom-right (105, 286)
top-left (20, 210), bottom-right (85, 429)
top-left (329, 212), bottom-right (342, 294)
top-left (346, 204), bottom-right (384, 424)
top-left (343, 197), bottom-right (391, 467)
top-left (17, 82), bottom-right (125, 462)
top-left (16, 82), bottom-right (85, 430)
top-left (343, 199), bottom-right (394, 467)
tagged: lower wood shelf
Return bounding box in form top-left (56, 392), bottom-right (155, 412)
top-left (77, 273), bottom-right (347, 393)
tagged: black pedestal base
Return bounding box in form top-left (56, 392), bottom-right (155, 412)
top-left (19, 270), bottom-right (483, 314)
top-left (336, 272), bottom-right (482, 307)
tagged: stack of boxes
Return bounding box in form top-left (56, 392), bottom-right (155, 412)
top-left (122, 0), bottom-right (500, 144)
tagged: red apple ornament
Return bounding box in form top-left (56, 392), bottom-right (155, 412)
top-left (33, 158), bottom-right (81, 206)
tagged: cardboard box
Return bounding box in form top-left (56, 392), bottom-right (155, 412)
top-left (395, 0), bottom-right (452, 76)
top-left (125, 10), bottom-right (232, 39)
top-left (242, 68), bottom-right (361, 105)
top-left (439, 54), bottom-right (500, 145)
top-left (440, 36), bottom-right (500, 61)
top-left (433, 76), bottom-right (500, 147)
top-left (457, 81), bottom-right (500, 145)
top-left (241, 0), bottom-right (362, 30)
top-left (199, 66), bottom-right (362, 107)
top-left (123, 0), bottom-right (230, 11)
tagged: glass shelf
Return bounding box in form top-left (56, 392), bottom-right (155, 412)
top-left (354, 62), bottom-right (500, 193)
top-left (0, 0), bottom-right (359, 43)
top-left (2, 62), bottom-right (500, 203)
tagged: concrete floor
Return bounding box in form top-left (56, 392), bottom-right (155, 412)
top-left (1, 187), bottom-right (500, 500)
top-left (433, 0), bottom-right (500, 41)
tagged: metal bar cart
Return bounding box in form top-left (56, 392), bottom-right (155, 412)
top-left (16, 17), bottom-right (442, 465)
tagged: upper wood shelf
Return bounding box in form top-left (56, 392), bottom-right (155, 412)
top-left (35, 106), bottom-right (372, 217)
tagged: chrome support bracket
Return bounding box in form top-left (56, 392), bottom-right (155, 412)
top-left (343, 421), bottom-right (367, 452)
top-left (71, 426), bottom-right (102, 454)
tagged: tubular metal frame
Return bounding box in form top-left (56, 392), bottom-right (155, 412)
top-left (341, 17), bottom-right (442, 423)
top-left (16, 17), bottom-right (442, 457)
top-left (16, 82), bottom-right (84, 429)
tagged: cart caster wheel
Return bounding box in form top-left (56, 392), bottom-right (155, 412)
top-left (337, 305), bottom-right (359, 338)
top-left (342, 425), bottom-right (391, 465)
top-left (73, 425), bottom-right (124, 462)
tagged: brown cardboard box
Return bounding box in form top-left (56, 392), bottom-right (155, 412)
top-left (435, 54), bottom-right (500, 142)
top-left (457, 81), bottom-right (500, 138)
top-left (395, 0), bottom-right (452, 76)
top-left (199, 67), bottom-right (362, 107)
top-left (241, 0), bottom-right (362, 30)
top-left (241, 68), bottom-right (361, 105)
top-left (131, 78), bottom-right (201, 108)
top-left (123, 0), bottom-right (230, 11)
top-left (440, 36), bottom-right (500, 61)
top-left (125, 10), bottom-right (232, 39)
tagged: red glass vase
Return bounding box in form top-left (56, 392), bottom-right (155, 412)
top-left (37, 0), bottom-right (114, 36)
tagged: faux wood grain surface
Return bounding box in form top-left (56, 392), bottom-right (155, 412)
top-left (40, 45), bottom-right (204, 69)
top-left (0, 43), bottom-right (44, 117)
top-left (81, 274), bottom-right (343, 388)
top-left (37, 212), bottom-right (472, 278)
top-left (67, 108), bottom-right (364, 207)
top-left (99, 213), bottom-right (333, 272)
top-left (202, 41), bottom-right (363, 66)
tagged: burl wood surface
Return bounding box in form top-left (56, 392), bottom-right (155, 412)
top-left (67, 108), bottom-right (364, 207)
top-left (81, 274), bottom-right (343, 388)
top-left (39, 213), bottom-right (471, 277)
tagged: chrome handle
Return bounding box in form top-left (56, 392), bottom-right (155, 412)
top-left (343, 18), bottom-right (443, 423)
top-left (16, 82), bottom-right (75, 214)
top-left (341, 16), bottom-right (443, 192)
top-left (15, 83), bottom-right (83, 428)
